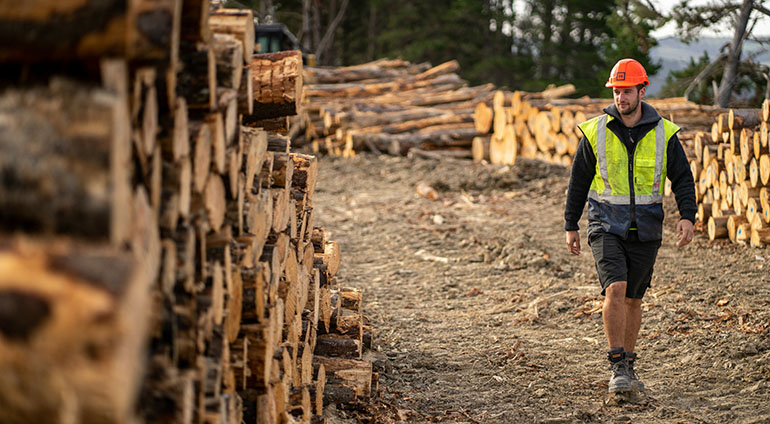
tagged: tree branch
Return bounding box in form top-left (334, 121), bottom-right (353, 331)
top-left (753, 3), bottom-right (770, 18)
top-left (314, 0), bottom-right (350, 62)
top-left (683, 53), bottom-right (727, 102)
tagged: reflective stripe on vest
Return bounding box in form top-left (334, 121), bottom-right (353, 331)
top-left (586, 116), bottom-right (669, 205)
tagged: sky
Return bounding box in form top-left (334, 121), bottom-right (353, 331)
top-left (649, 0), bottom-right (770, 39)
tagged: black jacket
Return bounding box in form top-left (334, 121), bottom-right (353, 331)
top-left (564, 102), bottom-right (697, 240)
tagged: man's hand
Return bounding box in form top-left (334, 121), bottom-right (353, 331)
top-left (676, 219), bottom-right (694, 248)
top-left (566, 230), bottom-right (581, 255)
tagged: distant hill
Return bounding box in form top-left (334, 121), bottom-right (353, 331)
top-left (646, 37), bottom-right (770, 97)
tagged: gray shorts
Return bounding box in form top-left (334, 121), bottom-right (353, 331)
top-left (588, 230), bottom-right (661, 299)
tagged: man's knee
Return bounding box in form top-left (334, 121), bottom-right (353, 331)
top-left (605, 281), bottom-right (627, 299)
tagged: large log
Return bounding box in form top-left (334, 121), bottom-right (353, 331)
top-left (303, 58), bottom-right (423, 84)
top-left (247, 51), bottom-right (303, 120)
top-left (0, 0), bottom-right (180, 61)
top-left (0, 236), bottom-right (155, 424)
top-left (350, 127), bottom-right (480, 153)
top-left (0, 79), bottom-right (132, 244)
top-left (303, 73), bottom-right (465, 99)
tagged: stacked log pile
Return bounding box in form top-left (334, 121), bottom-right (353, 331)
top-left (0, 2), bottom-right (375, 423)
top-left (293, 59), bottom-right (495, 158)
top-left (471, 93), bottom-right (726, 167)
top-left (293, 58), bottom-right (723, 168)
top-left (697, 100), bottom-right (770, 248)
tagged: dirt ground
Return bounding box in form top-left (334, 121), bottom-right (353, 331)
top-left (310, 153), bottom-right (770, 424)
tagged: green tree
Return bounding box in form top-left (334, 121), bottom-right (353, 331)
top-left (229, 1), bottom-right (665, 97)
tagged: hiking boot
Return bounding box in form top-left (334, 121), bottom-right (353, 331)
top-left (607, 349), bottom-right (631, 393)
top-left (626, 352), bottom-right (645, 392)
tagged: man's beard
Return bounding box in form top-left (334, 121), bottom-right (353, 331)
top-left (617, 98), bottom-right (640, 116)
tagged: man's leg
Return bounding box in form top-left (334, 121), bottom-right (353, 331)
top-left (602, 281), bottom-right (628, 349)
top-left (603, 281), bottom-right (633, 393)
top-left (623, 297), bottom-right (643, 353)
top-left (624, 297), bottom-right (644, 391)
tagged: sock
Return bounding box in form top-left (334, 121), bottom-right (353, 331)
top-left (607, 347), bottom-right (624, 363)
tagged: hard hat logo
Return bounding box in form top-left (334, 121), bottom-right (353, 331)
top-left (605, 58), bottom-right (649, 88)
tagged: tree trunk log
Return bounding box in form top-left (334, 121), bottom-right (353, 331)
top-left (247, 51), bottom-right (304, 120)
top-left (0, 236), bottom-right (154, 424)
top-left (209, 9), bottom-right (255, 63)
top-left (0, 80), bottom-right (132, 244)
top-left (0, 0), bottom-right (180, 61)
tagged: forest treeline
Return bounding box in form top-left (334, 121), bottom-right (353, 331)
top-left (231, 0), bottom-right (770, 106)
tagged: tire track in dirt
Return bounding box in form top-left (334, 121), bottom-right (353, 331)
top-left (313, 154), bottom-right (770, 424)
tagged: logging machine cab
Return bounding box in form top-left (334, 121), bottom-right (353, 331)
top-left (254, 23), bottom-right (317, 66)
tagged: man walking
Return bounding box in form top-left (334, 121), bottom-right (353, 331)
top-left (564, 58), bottom-right (696, 393)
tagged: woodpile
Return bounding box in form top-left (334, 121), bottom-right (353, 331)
top-left (292, 59), bottom-right (495, 157)
top-left (292, 58), bottom-right (726, 169)
top-left (0, 2), bottom-right (375, 424)
top-left (696, 100), bottom-right (770, 247)
top-left (470, 92), bottom-right (731, 167)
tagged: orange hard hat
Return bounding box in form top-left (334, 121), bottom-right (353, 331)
top-left (605, 58), bottom-right (649, 88)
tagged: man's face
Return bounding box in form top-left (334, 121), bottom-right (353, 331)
top-left (613, 86), bottom-right (644, 116)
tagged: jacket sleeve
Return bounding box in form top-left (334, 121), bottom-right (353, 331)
top-left (564, 135), bottom-right (596, 231)
top-left (666, 133), bottom-right (697, 223)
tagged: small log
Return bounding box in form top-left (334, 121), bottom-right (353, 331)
top-left (238, 66), bottom-right (254, 115)
top-left (474, 102), bottom-right (493, 134)
top-left (180, 0), bottom-right (210, 42)
top-left (760, 154), bottom-right (770, 186)
top-left (244, 116), bottom-right (290, 133)
top-left (313, 356), bottom-right (373, 403)
top-left (751, 227), bottom-right (770, 248)
top-left (247, 51), bottom-right (303, 120)
top-left (178, 45), bottom-right (216, 110)
top-left (209, 9), bottom-right (255, 63)
top-left (708, 216), bottom-right (729, 240)
top-left (159, 97), bottom-right (190, 161)
top-left (472, 136), bottom-right (490, 163)
top-left (189, 120), bottom-right (212, 193)
top-left (291, 154), bottom-right (319, 197)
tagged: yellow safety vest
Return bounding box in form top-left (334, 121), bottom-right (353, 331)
top-left (578, 115), bottom-right (679, 205)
